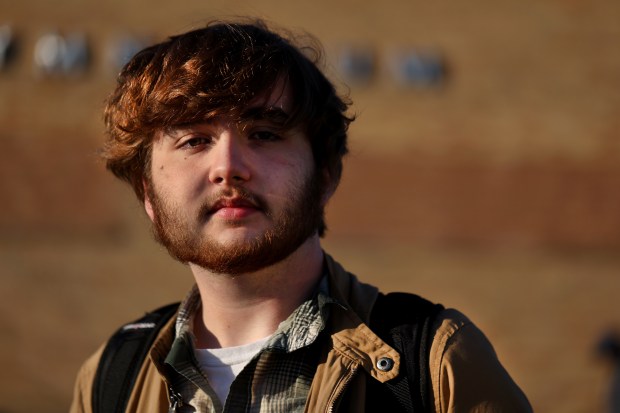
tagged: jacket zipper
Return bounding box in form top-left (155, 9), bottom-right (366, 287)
top-left (326, 364), bottom-right (359, 413)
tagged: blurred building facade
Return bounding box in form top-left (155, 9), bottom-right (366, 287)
top-left (1, 0), bottom-right (619, 412)
top-left (1, 0), bottom-right (619, 248)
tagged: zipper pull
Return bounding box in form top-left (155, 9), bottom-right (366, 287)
top-left (168, 387), bottom-right (184, 413)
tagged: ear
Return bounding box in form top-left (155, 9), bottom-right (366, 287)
top-left (143, 179), bottom-right (156, 222)
top-left (320, 168), bottom-right (337, 206)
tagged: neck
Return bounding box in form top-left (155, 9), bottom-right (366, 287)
top-left (189, 235), bottom-right (324, 349)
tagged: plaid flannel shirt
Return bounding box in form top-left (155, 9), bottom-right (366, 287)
top-left (162, 278), bottom-right (337, 413)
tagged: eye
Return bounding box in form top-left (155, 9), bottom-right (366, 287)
top-left (249, 130), bottom-right (282, 142)
top-left (180, 135), bottom-right (212, 149)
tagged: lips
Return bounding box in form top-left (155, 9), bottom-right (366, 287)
top-left (208, 197), bottom-right (260, 219)
top-left (209, 197), bottom-right (258, 212)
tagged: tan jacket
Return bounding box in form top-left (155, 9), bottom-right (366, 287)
top-left (71, 255), bottom-right (532, 413)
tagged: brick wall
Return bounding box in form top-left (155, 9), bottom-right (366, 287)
top-left (1, 1), bottom-right (619, 412)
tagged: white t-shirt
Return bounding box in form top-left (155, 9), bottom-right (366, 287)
top-left (195, 336), bottom-right (270, 405)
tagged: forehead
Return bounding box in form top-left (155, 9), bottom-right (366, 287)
top-left (155, 79), bottom-right (299, 138)
top-left (154, 78), bottom-right (298, 139)
top-left (248, 78), bottom-right (294, 114)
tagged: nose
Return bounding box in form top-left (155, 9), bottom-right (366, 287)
top-left (208, 130), bottom-right (251, 185)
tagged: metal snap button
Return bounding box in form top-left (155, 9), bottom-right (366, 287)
top-left (376, 356), bottom-right (394, 372)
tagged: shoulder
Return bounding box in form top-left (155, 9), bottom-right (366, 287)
top-left (70, 304), bottom-right (179, 413)
top-left (430, 308), bottom-right (480, 357)
top-left (429, 309), bottom-right (532, 413)
top-left (70, 345), bottom-right (105, 413)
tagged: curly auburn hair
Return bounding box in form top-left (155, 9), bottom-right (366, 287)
top-left (102, 20), bottom-right (353, 235)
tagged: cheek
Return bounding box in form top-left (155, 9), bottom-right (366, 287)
top-left (268, 142), bottom-right (315, 173)
top-left (151, 154), bottom-right (202, 192)
top-left (268, 153), bottom-right (313, 181)
top-left (149, 162), bottom-right (172, 193)
top-left (277, 157), bottom-right (316, 196)
top-left (149, 147), bottom-right (170, 183)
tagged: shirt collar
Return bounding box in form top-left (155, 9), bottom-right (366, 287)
top-left (172, 271), bottom-right (340, 354)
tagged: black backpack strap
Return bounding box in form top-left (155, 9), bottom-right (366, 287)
top-left (92, 302), bottom-right (180, 413)
top-left (367, 292), bottom-right (444, 413)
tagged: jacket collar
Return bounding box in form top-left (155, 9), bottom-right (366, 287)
top-left (324, 253), bottom-right (401, 383)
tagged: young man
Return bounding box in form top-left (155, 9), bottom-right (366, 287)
top-left (71, 21), bottom-right (532, 413)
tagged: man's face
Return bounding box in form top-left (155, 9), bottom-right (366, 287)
top-left (144, 81), bottom-right (326, 275)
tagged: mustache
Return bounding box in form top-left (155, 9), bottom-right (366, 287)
top-left (198, 186), bottom-right (269, 219)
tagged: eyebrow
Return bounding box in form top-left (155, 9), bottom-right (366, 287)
top-left (239, 107), bottom-right (291, 127)
top-left (162, 107), bottom-right (293, 137)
